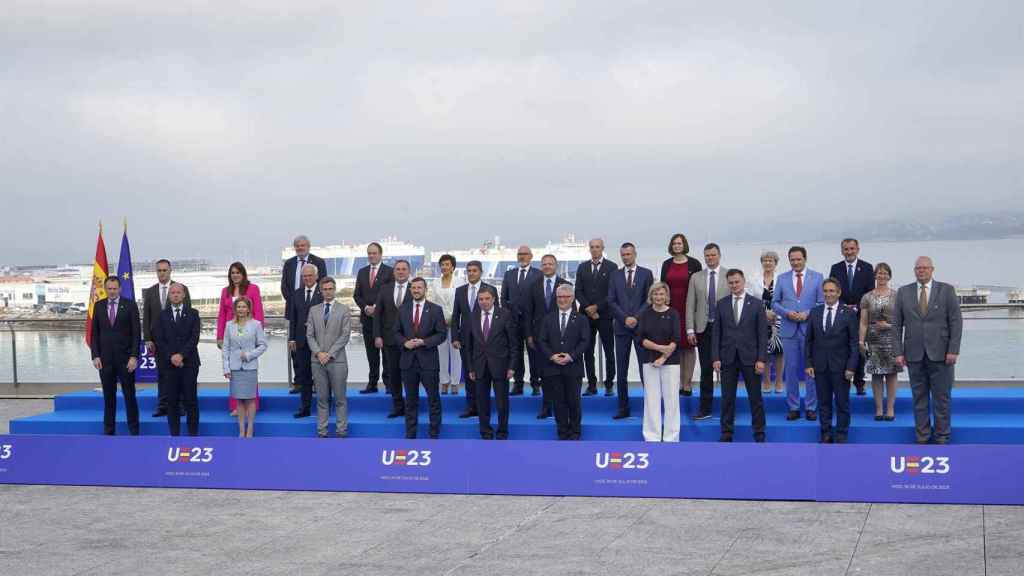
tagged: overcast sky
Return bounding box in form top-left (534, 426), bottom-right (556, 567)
top-left (2, 1), bottom-right (1022, 265)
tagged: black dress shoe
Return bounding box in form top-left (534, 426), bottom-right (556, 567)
top-left (359, 386), bottom-right (379, 394)
top-left (805, 410), bottom-right (817, 421)
top-left (820, 434), bottom-right (833, 444)
top-left (429, 433), bottom-right (440, 440)
top-left (855, 384), bottom-right (866, 396)
top-left (786, 410), bottom-right (800, 421)
top-left (834, 435), bottom-right (848, 444)
top-left (694, 411), bottom-right (712, 421)
top-left (536, 409), bottom-right (552, 419)
top-left (293, 410), bottom-right (311, 418)
top-left (405, 434), bottom-right (417, 439)
top-left (582, 386), bottom-right (598, 396)
top-left (874, 414), bottom-right (884, 421)
top-left (680, 388), bottom-right (693, 397)
top-left (884, 414), bottom-right (895, 421)
top-left (481, 434), bottom-right (494, 440)
top-left (288, 386), bottom-right (300, 394)
top-left (459, 410), bottom-right (478, 419)
top-left (511, 383), bottom-right (525, 396)
top-left (719, 434), bottom-right (733, 442)
top-left (151, 408), bottom-right (167, 418)
top-left (530, 386), bottom-right (541, 396)
top-left (604, 386), bottom-right (614, 397)
top-left (496, 434), bottom-right (509, 440)
top-left (612, 411), bottom-right (630, 420)
top-left (754, 434), bottom-right (766, 443)
top-left (387, 410), bottom-right (404, 419)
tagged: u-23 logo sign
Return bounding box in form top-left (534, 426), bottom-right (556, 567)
top-left (381, 449), bottom-right (432, 466)
top-left (890, 456), bottom-right (950, 475)
top-left (595, 452), bottom-right (649, 470)
top-left (0, 444), bottom-right (11, 460)
top-left (167, 447), bottom-right (214, 463)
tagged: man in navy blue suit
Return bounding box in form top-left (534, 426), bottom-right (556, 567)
top-left (287, 263), bottom-right (323, 418)
top-left (829, 238), bottom-right (874, 396)
top-left (280, 235), bottom-right (326, 394)
top-left (538, 284), bottom-right (591, 440)
top-left (606, 242), bottom-right (653, 419)
top-left (450, 260), bottom-right (499, 418)
top-left (525, 254), bottom-right (572, 418)
top-left (464, 289), bottom-right (519, 439)
top-left (711, 270), bottom-right (768, 443)
top-left (154, 283), bottom-right (202, 436)
top-left (575, 238), bottom-right (618, 396)
top-left (501, 245), bottom-right (542, 396)
top-left (90, 276), bottom-right (142, 436)
top-left (805, 278), bottom-right (859, 443)
top-left (394, 277), bottom-right (448, 439)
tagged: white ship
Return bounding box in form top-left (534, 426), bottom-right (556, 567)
top-left (281, 236), bottom-right (427, 278)
top-left (429, 234), bottom-right (591, 281)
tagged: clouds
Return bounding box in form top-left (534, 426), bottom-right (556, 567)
top-left (1, 1), bottom-right (1022, 264)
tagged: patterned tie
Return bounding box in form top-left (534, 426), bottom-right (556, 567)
top-left (560, 312), bottom-right (567, 335)
top-left (796, 272), bottom-right (804, 298)
top-left (919, 284), bottom-right (928, 316)
top-left (369, 265), bottom-right (377, 287)
top-left (396, 284), bottom-right (404, 307)
top-left (826, 306), bottom-right (834, 331)
top-left (545, 279), bottom-right (553, 307)
top-left (848, 263), bottom-right (855, 292)
top-left (413, 302), bottom-right (421, 333)
top-left (627, 268), bottom-right (634, 290)
top-left (707, 270), bottom-right (717, 323)
top-left (470, 285), bottom-right (478, 311)
top-left (108, 300), bottom-right (117, 326)
top-left (482, 310), bottom-right (491, 340)
top-left (324, 303), bottom-right (331, 323)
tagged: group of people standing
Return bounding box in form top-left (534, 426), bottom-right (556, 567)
top-left (88, 233), bottom-right (962, 445)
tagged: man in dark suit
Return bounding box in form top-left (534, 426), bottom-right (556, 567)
top-left (805, 279), bottom-right (860, 443)
top-left (537, 284), bottom-right (591, 440)
top-left (281, 235), bottom-right (327, 393)
top-left (829, 238), bottom-right (874, 396)
top-left (354, 242), bottom-right (393, 394)
top-left (142, 259), bottom-right (191, 418)
top-left (894, 256), bottom-right (963, 445)
top-left (393, 278), bottom-right (448, 439)
top-left (464, 289), bottom-right (519, 439)
top-left (373, 259), bottom-right (412, 418)
top-left (606, 242), bottom-right (653, 419)
top-left (450, 260), bottom-right (499, 418)
top-left (711, 270), bottom-right (769, 442)
top-left (501, 245), bottom-right (541, 396)
top-left (154, 283), bottom-right (201, 436)
top-left (287, 263), bottom-right (323, 418)
top-left (524, 254), bottom-right (572, 418)
top-left (90, 276), bottom-right (142, 436)
top-left (575, 238), bottom-right (618, 396)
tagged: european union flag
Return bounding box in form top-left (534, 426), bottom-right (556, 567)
top-left (117, 222), bottom-right (136, 301)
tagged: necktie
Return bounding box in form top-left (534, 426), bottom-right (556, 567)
top-left (324, 303), bottom-right (331, 323)
top-left (296, 258), bottom-right (305, 289)
top-left (627, 268), bottom-right (634, 290)
top-left (396, 284), bottom-right (404, 307)
top-left (545, 279), bottom-right (553, 306)
top-left (796, 272), bottom-right (804, 297)
top-left (160, 285), bottom-right (167, 309)
top-left (707, 270), bottom-right (717, 322)
top-left (305, 288), bottom-right (312, 305)
top-left (560, 312), bottom-right (567, 335)
top-left (593, 262), bottom-right (598, 276)
top-left (734, 297), bottom-right (742, 324)
top-left (369, 266), bottom-right (377, 287)
top-left (413, 302), bottom-right (421, 332)
top-left (848, 263), bottom-right (855, 292)
top-left (470, 285), bottom-right (478, 311)
top-left (174, 307), bottom-right (181, 323)
top-left (518, 268), bottom-right (526, 285)
top-left (482, 310), bottom-right (491, 340)
top-left (108, 300), bottom-right (117, 326)
top-left (919, 284), bottom-right (928, 315)
top-left (826, 306), bottom-right (834, 331)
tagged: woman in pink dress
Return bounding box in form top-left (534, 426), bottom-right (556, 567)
top-left (660, 233), bottom-right (703, 396)
top-left (217, 262), bottom-right (264, 414)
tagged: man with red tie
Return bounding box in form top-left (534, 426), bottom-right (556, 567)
top-left (393, 278), bottom-right (448, 439)
top-left (354, 242), bottom-right (393, 394)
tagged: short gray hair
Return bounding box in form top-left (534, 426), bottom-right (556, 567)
top-left (760, 250), bottom-right (780, 265)
top-left (293, 235), bottom-right (310, 246)
top-left (301, 262), bottom-right (319, 275)
top-left (555, 284), bottom-right (574, 297)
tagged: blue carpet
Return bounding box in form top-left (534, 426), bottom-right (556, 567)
top-left (10, 387), bottom-right (1024, 443)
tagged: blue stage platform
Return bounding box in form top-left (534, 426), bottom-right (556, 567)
top-left (10, 387), bottom-right (1024, 444)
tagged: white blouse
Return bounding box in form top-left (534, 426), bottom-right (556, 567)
top-left (430, 276), bottom-right (464, 323)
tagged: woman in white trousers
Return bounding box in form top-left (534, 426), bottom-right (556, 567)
top-left (431, 254), bottom-right (464, 394)
top-left (638, 282), bottom-right (682, 442)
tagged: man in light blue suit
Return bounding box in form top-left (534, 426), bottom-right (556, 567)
top-left (771, 246), bottom-right (825, 421)
top-left (606, 242), bottom-right (654, 419)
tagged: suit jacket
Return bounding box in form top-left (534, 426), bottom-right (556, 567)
top-left (154, 306), bottom-right (201, 368)
top-left (711, 294), bottom-right (769, 367)
top-left (686, 266), bottom-right (731, 334)
top-left (142, 282), bottom-right (192, 343)
top-left (829, 259), bottom-right (875, 308)
top-left (804, 304), bottom-right (859, 373)
top-left (525, 275), bottom-right (572, 339)
top-left (221, 319), bottom-right (268, 372)
top-left (537, 308), bottom-right (591, 377)
top-left (892, 281), bottom-right (963, 363)
top-left (450, 282), bottom-right (499, 345)
top-left (607, 266), bottom-right (654, 336)
top-left (373, 280), bottom-right (413, 346)
top-left (90, 298), bottom-right (142, 364)
top-left (575, 259), bottom-right (618, 316)
top-left (306, 301), bottom-right (351, 362)
top-left (501, 265), bottom-right (542, 321)
top-left (287, 285), bottom-right (323, 346)
top-left (216, 284), bottom-right (265, 341)
top-left (393, 299), bottom-right (447, 370)
top-left (771, 269), bottom-right (826, 339)
top-left (463, 306), bottom-right (519, 378)
top-left (354, 263), bottom-right (394, 323)
top-left (280, 254), bottom-right (327, 300)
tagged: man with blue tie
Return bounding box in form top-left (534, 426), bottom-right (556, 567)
top-left (501, 245), bottom-right (542, 396)
top-left (393, 278), bottom-right (448, 439)
top-left (606, 242), bottom-right (654, 419)
top-left (804, 279), bottom-right (859, 443)
top-left (525, 254), bottom-right (572, 419)
top-left (450, 260), bottom-right (499, 419)
top-left (538, 284), bottom-right (591, 440)
top-left (829, 238), bottom-right (874, 396)
top-left (464, 289), bottom-right (519, 439)
top-left (686, 243), bottom-right (729, 420)
top-left (772, 246), bottom-right (826, 421)
top-left (154, 283), bottom-right (201, 436)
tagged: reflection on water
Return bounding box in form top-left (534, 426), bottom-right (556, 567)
top-left (1, 317), bottom-right (1020, 384)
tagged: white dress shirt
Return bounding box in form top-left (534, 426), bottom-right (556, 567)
top-left (823, 303), bottom-right (838, 330)
top-left (393, 281), bottom-right (409, 306)
top-left (466, 280), bottom-right (482, 310)
top-left (158, 281), bottom-right (171, 309)
top-left (294, 255), bottom-right (309, 290)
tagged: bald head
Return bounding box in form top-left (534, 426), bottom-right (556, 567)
top-left (914, 256), bottom-right (935, 284)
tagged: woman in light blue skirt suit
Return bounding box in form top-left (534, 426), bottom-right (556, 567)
top-left (222, 296), bottom-right (268, 437)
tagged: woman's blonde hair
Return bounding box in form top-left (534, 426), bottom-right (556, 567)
top-left (647, 281), bottom-right (670, 306)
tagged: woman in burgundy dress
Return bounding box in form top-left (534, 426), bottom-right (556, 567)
top-left (660, 233), bottom-right (703, 396)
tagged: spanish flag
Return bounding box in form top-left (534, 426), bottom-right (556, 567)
top-left (85, 222), bottom-right (109, 347)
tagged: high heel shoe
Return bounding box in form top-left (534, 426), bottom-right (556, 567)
top-left (441, 384), bottom-right (449, 395)
top-left (884, 414), bottom-right (895, 421)
top-left (874, 414), bottom-right (884, 421)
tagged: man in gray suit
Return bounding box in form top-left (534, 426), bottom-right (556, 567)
top-left (307, 277), bottom-right (352, 438)
top-left (686, 243), bottom-right (729, 419)
top-left (894, 257), bottom-right (962, 444)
